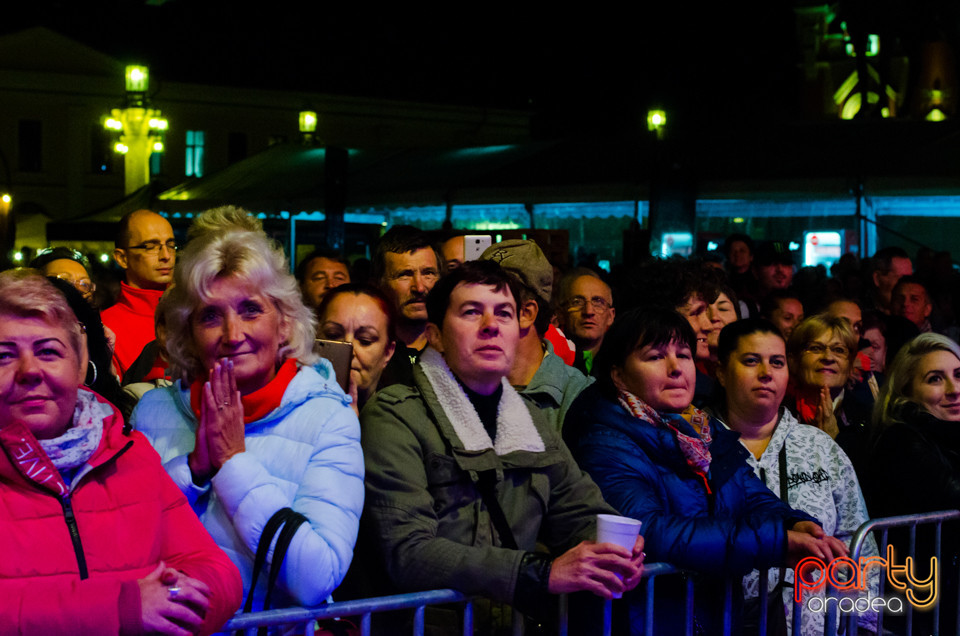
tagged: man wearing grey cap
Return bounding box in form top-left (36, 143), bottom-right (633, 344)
top-left (480, 239), bottom-right (593, 430)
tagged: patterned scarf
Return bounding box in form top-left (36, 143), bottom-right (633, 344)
top-left (38, 390), bottom-right (109, 471)
top-left (618, 389), bottom-right (714, 490)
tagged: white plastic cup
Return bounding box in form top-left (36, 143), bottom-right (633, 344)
top-left (596, 514), bottom-right (642, 598)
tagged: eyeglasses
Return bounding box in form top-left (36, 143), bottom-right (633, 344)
top-left (803, 343), bottom-right (850, 358)
top-left (565, 296), bottom-right (612, 313)
top-left (54, 273), bottom-right (95, 295)
top-left (127, 240), bottom-right (178, 254)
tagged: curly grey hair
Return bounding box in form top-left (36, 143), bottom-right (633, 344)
top-left (161, 228), bottom-right (317, 384)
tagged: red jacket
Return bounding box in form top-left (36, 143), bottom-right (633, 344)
top-left (0, 390), bottom-right (242, 635)
top-left (101, 282), bottom-right (167, 380)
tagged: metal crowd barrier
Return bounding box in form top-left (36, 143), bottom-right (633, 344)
top-left (224, 589), bottom-right (474, 636)
top-left (222, 510), bottom-right (960, 636)
top-left (837, 509), bottom-right (960, 636)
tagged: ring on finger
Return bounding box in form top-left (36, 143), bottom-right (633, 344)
top-left (168, 586), bottom-right (182, 599)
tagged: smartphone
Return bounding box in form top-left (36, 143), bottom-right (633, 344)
top-left (464, 235), bottom-right (492, 261)
top-left (314, 339), bottom-right (353, 393)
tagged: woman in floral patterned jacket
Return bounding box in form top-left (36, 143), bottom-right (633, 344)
top-left (714, 318), bottom-right (878, 635)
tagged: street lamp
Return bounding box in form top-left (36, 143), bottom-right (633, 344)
top-left (299, 108), bottom-right (318, 144)
top-left (103, 64), bottom-right (168, 194)
top-left (647, 109), bottom-right (667, 139)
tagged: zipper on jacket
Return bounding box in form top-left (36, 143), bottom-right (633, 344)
top-left (61, 496), bottom-right (89, 579)
top-left (55, 440), bottom-right (133, 581)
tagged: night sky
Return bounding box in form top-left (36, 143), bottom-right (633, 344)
top-left (3, 1), bottom-right (958, 138)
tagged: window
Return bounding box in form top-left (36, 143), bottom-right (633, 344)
top-left (185, 130), bottom-right (205, 177)
top-left (18, 120), bottom-right (42, 172)
top-left (150, 151), bottom-right (162, 177)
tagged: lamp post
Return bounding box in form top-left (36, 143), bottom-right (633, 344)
top-left (103, 65), bottom-right (168, 194)
top-left (299, 109), bottom-right (318, 145)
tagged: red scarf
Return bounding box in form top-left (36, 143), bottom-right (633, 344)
top-left (190, 358), bottom-right (298, 424)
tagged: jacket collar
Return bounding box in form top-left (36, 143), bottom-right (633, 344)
top-left (419, 347), bottom-right (544, 455)
top-left (115, 281), bottom-right (164, 316)
top-left (0, 389), bottom-right (128, 496)
top-left (523, 341), bottom-right (571, 406)
top-left (172, 362), bottom-right (351, 428)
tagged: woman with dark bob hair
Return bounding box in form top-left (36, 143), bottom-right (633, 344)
top-left (132, 222), bottom-right (364, 610)
top-left (564, 307), bottom-right (846, 634)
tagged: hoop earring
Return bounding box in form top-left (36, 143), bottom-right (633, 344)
top-left (85, 360), bottom-right (98, 387)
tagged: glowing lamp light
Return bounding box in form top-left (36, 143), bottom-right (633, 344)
top-left (1, 194), bottom-right (10, 203)
top-left (100, 253), bottom-right (110, 263)
top-left (733, 217), bottom-right (745, 224)
top-left (149, 117), bottom-right (168, 130)
top-left (927, 109), bottom-right (947, 122)
top-left (125, 65), bottom-right (149, 93)
top-left (12, 252), bottom-right (22, 262)
top-left (789, 242), bottom-right (801, 251)
top-left (104, 118), bottom-right (123, 131)
top-left (114, 142), bottom-right (129, 154)
top-left (152, 141), bottom-right (164, 152)
top-left (299, 110), bottom-right (318, 133)
top-left (647, 110), bottom-right (666, 134)
top-left (707, 241), bottom-right (719, 251)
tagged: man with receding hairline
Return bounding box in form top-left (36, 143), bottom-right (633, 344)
top-left (102, 209), bottom-right (175, 380)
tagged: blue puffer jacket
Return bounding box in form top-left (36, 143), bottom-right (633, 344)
top-left (132, 363), bottom-right (364, 610)
top-left (565, 387), bottom-right (817, 576)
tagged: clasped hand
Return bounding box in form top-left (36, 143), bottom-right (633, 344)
top-left (188, 359), bottom-right (245, 485)
top-left (548, 535), bottom-right (645, 599)
top-left (813, 386), bottom-right (840, 439)
top-left (138, 561), bottom-right (212, 636)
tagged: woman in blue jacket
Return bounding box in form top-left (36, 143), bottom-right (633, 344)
top-left (564, 307), bottom-right (847, 634)
top-left (134, 221), bottom-right (364, 612)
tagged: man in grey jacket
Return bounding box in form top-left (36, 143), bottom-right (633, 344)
top-left (358, 261), bottom-right (643, 626)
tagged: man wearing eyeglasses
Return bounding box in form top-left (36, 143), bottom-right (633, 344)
top-left (102, 209), bottom-right (176, 381)
top-left (559, 270), bottom-right (615, 375)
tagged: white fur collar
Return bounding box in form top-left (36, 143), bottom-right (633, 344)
top-left (419, 348), bottom-right (545, 455)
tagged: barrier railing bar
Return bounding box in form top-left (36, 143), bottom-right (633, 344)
top-left (645, 568), bottom-right (656, 636)
top-left (462, 601), bottom-right (473, 636)
top-left (603, 599), bottom-right (612, 636)
top-left (758, 567), bottom-right (768, 636)
top-left (793, 584), bottom-right (803, 636)
top-left (825, 580), bottom-right (838, 636)
top-left (556, 593), bottom-right (567, 636)
top-left (360, 612), bottom-right (371, 636)
top-left (224, 589), bottom-right (471, 630)
top-left (877, 527), bottom-right (888, 635)
top-left (685, 574), bottom-right (694, 636)
top-left (934, 521), bottom-right (942, 634)
top-left (722, 577), bottom-right (733, 636)
top-left (413, 605), bottom-right (425, 636)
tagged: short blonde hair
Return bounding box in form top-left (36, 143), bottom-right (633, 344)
top-left (162, 228), bottom-right (317, 383)
top-left (873, 333), bottom-right (960, 430)
top-left (0, 269), bottom-right (84, 357)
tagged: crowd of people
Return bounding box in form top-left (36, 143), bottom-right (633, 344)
top-left (2, 205), bottom-right (959, 635)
